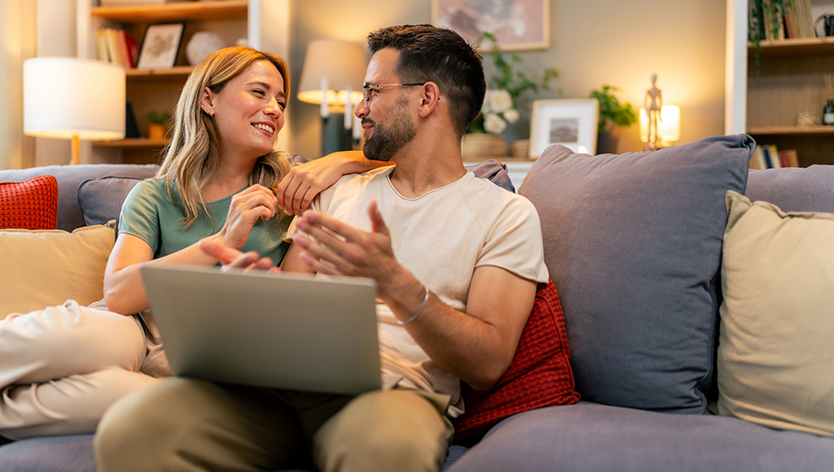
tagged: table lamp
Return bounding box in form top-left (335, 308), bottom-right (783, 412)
top-left (297, 40), bottom-right (367, 155)
top-left (24, 57), bottom-right (125, 165)
top-left (639, 105), bottom-right (680, 148)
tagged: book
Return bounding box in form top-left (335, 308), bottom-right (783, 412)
top-left (123, 32), bottom-right (139, 68)
top-left (797, 0), bottom-right (814, 38)
top-left (768, 145), bottom-right (781, 168)
top-left (750, 146), bottom-right (765, 170)
top-left (779, 149), bottom-right (800, 167)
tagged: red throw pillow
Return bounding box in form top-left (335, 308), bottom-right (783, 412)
top-left (453, 280), bottom-right (580, 440)
top-left (0, 175), bottom-right (59, 230)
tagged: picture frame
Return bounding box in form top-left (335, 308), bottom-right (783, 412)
top-left (529, 99), bottom-right (599, 158)
top-left (432, 0), bottom-right (550, 51)
top-left (136, 23), bottom-right (185, 70)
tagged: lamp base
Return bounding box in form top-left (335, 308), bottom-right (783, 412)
top-left (321, 114), bottom-right (353, 156)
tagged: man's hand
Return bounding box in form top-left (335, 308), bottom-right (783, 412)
top-left (199, 238), bottom-right (278, 273)
top-left (291, 199), bottom-right (402, 289)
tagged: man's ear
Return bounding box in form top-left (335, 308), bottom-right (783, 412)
top-left (417, 82), bottom-right (441, 118)
top-left (200, 87), bottom-right (216, 115)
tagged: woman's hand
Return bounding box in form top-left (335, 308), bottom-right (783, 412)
top-left (218, 184), bottom-right (279, 250)
top-left (275, 151), bottom-right (393, 215)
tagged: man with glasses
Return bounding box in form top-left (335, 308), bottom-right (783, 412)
top-left (95, 24), bottom-right (548, 472)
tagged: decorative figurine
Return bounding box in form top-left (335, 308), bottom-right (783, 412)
top-left (644, 73), bottom-right (662, 151)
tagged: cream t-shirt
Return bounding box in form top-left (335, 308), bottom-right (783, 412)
top-left (290, 166), bottom-right (548, 416)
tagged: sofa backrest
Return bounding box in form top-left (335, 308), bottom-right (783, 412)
top-left (746, 165), bottom-right (834, 213)
top-left (0, 164), bottom-right (159, 231)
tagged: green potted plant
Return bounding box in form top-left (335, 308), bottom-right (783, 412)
top-left (147, 110), bottom-right (171, 141)
top-left (589, 85), bottom-right (636, 154)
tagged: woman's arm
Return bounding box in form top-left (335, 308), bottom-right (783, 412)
top-left (275, 151), bottom-right (393, 215)
top-left (104, 185), bottom-right (280, 315)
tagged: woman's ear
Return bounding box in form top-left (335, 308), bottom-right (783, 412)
top-left (201, 87), bottom-right (216, 116)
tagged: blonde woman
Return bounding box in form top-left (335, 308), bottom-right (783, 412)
top-left (0, 46), bottom-right (383, 440)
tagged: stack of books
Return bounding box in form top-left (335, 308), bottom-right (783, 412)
top-left (751, 0), bottom-right (816, 40)
top-left (750, 145), bottom-right (800, 169)
top-left (96, 28), bottom-right (139, 69)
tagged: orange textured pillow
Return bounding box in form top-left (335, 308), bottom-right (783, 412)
top-left (453, 280), bottom-right (580, 440)
top-left (0, 175), bottom-right (59, 230)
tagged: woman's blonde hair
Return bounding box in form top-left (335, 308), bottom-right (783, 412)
top-left (155, 46), bottom-right (291, 227)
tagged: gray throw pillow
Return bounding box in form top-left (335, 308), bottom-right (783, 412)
top-left (518, 134), bottom-right (753, 414)
top-left (77, 176), bottom-right (146, 227)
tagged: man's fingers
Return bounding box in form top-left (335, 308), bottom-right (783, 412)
top-left (367, 199), bottom-right (389, 236)
top-left (199, 238), bottom-right (242, 265)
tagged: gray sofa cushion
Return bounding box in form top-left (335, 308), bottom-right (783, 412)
top-left (448, 403), bottom-right (834, 472)
top-left (0, 165), bottom-right (159, 232)
top-left (0, 435), bottom-right (95, 472)
top-left (77, 176), bottom-right (146, 227)
top-left (518, 135), bottom-right (753, 414)
top-left (747, 165), bottom-right (834, 212)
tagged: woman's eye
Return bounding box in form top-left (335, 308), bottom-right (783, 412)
top-left (252, 89), bottom-right (266, 96)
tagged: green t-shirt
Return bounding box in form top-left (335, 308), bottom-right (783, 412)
top-left (118, 178), bottom-right (291, 264)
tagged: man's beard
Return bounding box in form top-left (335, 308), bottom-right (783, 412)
top-left (363, 98), bottom-right (416, 162)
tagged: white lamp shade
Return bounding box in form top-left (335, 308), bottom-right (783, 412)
top-left (297, 40), bottom-right (367, 106)
top-left (24, 57), bottom-right (125, 141)
top-left (639, 105), bottom-right (681, 143)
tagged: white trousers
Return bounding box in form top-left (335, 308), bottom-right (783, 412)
top-left (0, 300), bottom-right (170, 439)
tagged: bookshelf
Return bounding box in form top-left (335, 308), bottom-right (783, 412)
top-left (75, 0), bottom-right (290, 165)
top-left (741, 2), bottom-right (834, 167)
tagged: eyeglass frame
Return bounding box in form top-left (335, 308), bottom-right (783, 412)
top-left (361, 82), bottom-right (426, 105)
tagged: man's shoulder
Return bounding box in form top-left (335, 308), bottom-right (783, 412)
top-left (460, 172), bottom-right (536, 212)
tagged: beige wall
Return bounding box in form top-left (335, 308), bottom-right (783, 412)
top-left (0, 0), bottom-right (37, 169)
top-left (287, 0), bottom-right (726, 158)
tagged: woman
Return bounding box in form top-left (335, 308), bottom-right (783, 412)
top-left (0, 46), bottom-right (383, 440)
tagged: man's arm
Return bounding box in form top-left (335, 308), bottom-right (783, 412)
top-left (291, 200), bottom-right (537, 391)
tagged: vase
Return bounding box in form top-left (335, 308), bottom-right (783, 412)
top-left (462, 134), bottom-right (507, 160)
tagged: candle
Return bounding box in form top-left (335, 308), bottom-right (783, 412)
top-left (344, 87), bottom-right (352, 130)
top-left (321, 76), bottom-right (329, 119)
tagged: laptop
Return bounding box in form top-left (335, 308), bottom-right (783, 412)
top-left (141, 264), bottom-right (381, 395)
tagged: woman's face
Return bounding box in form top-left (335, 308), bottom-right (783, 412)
top-left (203, 60), bottom-right (286, 161)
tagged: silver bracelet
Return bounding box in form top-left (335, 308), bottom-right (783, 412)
top-left (398, 287), bottom-right (430, 325)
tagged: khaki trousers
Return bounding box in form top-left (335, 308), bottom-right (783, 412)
top-left (0, 300), bottom-right (170, 439)
top-left (95, 378), bottom-right (453, 472)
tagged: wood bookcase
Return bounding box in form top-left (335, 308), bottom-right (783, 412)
top-left (747, 37), bottom-right (834, 166)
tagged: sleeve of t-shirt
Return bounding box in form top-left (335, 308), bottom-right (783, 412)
top-left (118, 179), bottom-right (162, 255)
top-left (477, 196), bottom-right (550, 283)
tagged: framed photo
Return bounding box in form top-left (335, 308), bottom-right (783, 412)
top-left (529, 99), bottom-right (599, 158)
top-left (432, 0), bottom-right (550, 51)
top-left (137, 23), bottom-right (185, 70)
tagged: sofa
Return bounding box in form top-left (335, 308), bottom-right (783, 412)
top-left (0, 134), bottom-right (832, 471)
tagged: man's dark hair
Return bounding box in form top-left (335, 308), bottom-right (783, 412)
top-left (368, 25), bottom-right (486, 137)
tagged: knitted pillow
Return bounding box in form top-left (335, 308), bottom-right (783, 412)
top-left (453, 280), bottom-right (580, 440)
top-left (0, 175), bottom-right (59, 230)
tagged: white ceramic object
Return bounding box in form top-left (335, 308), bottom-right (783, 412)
top-left (186, 32), bottom-right (226, 66)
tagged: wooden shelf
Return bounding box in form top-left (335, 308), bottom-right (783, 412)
top-left (747, 126), bottom-right (834, 135)
top-left (92, 0), bottom-right (247, 23)
top-left (747, 37), bottom-right (834, 57)
top-left (126, 66), bottom-right (194, 82)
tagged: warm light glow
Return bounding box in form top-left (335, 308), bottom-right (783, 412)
top-left (24, 57), bottom-right (125, 164)
top-left (639, 105), bottom-right (681, 144)
top-left (298, 40), bottom-right (367, 108)
top-left (23, 57), bottom-right (125, 141)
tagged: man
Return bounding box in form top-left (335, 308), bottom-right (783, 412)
top-left (95, 24), bottom-right (548, 472)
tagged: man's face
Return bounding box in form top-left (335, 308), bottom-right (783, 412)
top-left (356, 48), bottom-right (417, 162)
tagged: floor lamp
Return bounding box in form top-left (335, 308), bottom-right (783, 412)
top-left (297, 40), bottom-right (367, 156)
top-left (23, 57), bottom-right (125, 165)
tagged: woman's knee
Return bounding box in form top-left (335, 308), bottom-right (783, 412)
top-left (0, 302), bottom-right (145, 380)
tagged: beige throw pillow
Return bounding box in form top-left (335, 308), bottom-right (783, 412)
top-left (0, 224), bottom-right (115, 319)
top-left (717, 191), bottom-right (834, 438)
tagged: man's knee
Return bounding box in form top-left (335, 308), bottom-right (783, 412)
top-left (95, 379), bottom-right (202, 472)
top-left (316, 390), bottom-right (449, 472)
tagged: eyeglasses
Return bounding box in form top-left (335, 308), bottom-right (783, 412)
top-left (362, 83), bottom-right (426, 105)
